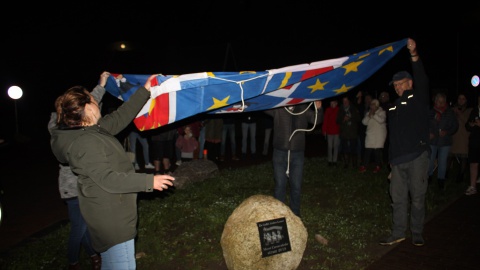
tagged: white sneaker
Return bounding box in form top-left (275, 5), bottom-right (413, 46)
top-left (145, 163), bottom-right (155, 169)
top-left (465, 186), bottom-right (477, 196)
top-left (175, 160), bottom-right (182, 166)
top-left (134, 163), bottom-right (140, 170)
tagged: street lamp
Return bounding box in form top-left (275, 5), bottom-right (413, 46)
top-left (7, 85), bottom-right (23, 135)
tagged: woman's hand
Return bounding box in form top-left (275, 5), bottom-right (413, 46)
top-left (153, 174), bottom-right (175, 191)
top-left (144, 74), bottom-right (160, 91)
top-left (99, 71), bottom-right (110, 87)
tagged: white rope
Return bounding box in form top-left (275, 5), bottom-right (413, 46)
top-left (285, 101), bottom-right (320, 177)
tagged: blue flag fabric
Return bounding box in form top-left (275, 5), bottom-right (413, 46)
top-left (104, 38), bottom-right (407, 131)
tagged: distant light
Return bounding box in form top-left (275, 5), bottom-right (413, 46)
top-left (120, 43), bottom-right (126, 50)
top-left (472, 75), bottom-right (479, 87)
top-left (8, 86), bottom-right (23, 99)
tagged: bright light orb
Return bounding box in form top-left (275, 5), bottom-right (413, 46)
top-left (471, 75), bottom-right (479, 87)
top-left (8, 86), bottom-right (23, 100)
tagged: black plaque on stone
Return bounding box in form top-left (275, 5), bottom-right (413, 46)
top-left (257, 217), bottom-right (291, 258)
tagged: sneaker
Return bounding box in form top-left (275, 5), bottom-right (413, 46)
top-left (175, 160), bottom-right (182, 166)
top-left (145, 163), bottom-right (155, 169)
top-left (359, 166), bottom-right (367, 173)
top-left (412, 233), bottom-right (425, 247)
top-left (379, 235), bottom-right (405, 246)
top-left (465, 186), bottom-right (477, 195)
top-left (134, 163), bottom-right (140, 170)
top-left (372, 166), bottom-right (381, 173)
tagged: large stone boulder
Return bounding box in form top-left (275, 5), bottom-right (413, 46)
top-left (221, 194), bottom-right (307, 270)
top-left (171, 159), bottom-right (218, 189)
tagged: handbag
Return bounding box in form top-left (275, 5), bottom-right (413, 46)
top-left (124, 137), bottom-right (136, 163)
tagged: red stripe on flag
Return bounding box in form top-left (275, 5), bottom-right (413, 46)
top-left (301, 66), bottom-right (334, 81)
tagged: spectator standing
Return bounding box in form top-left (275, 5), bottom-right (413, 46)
top-left (322, 99), bottom-right (340, 166)
top-left (150, 125), bottom-right (177, 175)
top-left (336, 96), bottom-right (361, 168)
top-left (265, 101), bottom-right (323, 217)
top-left (359, 99), bottom-right (387, 173)
top-left (262, 114), bottom-right (274, 156)
top-left (127, 126), bottom-right (154, 170)
top-left (241, 112), bottom-right (257, 160)
top-left (427, 93), bottom-right (458, 190)
top-left (50, 73), bottom-right (175, 269)
top-left (356, 91), bottom-right (372, 165)
top-left (48, 75), bottom-right (105, 270)
top-left (380, 38), bottom-right (430, 247)
top-left (220, 116), bottom-right (239, 161)
top-left (175, 125), bottom-right (198, 163)
top-left (204, 116), bottom-right (223, 162)
top-left (464, 95), bottom-right (480, 195)
top-left (449, 93), bottom-right (472, 183)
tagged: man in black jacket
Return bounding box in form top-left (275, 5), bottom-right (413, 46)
top-left (380, 38), bottom-right (430, 247)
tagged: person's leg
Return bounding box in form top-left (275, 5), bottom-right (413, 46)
top-left (221, 125), bottom-right (228, 156)
top-left (138, 136), bottom-right (151, 165)
top-left (241, 122), bottom-right (248, 156)
top-left (66, 198), bottom-right (86, 265)
top-left (389, 163), bottom-right (410, 239)
top-left (198, 127), bottom-right (206, 159)
top-left (100, 239), bottom-right (135, 270)
top-left (373, 148), bottom-right (383, 167)
top-left (436, 146), bottom-right (451, 179)
top-left (428, 145), bottom-right (438, 177)
top-left (332, 135), bottom-right (340, 164)
top-left (273, 149), bottom-right (289, 205)
top-left (228, 124), bottom-right (237, 158)
top-left (408, 151), bottom-right (429, 237)
top-left (128, 132), bottom-right (137, 165)
top-left (362, 148), bottom-right (373, 168)
top-left (250, 123), bottom-right (257, 155)
top-left (263, 128), bottom-right (271, 156)
top-left (288, 150), bottom-right (305, 217)
top-left (327, 135), bottom-right (334, 162)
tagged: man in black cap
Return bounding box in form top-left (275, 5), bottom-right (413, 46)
top-left (380, 38), bottom-right (430, 247)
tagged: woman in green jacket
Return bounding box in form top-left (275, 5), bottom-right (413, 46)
top-left (50, 72), bottom-right (174, 269)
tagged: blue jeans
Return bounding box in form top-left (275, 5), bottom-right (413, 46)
top-left (390, 151), bottom-right (429, 237)
top-left (428, 145), bottom-right (451, 179)
top-left (66, 198), bottom-right (96, 264)
top-left (128, 131), bottom-right (150, 164)
top-left (272, 148), bottom-right (304, 217)
top-left (101, 239), bottom-right (135, 270)
top-left (198, 127), bottom-right (206, 158)
top-left (241, 122), bottom-right (256, 154)
top-left (221, 123), bottom-right (236, 156)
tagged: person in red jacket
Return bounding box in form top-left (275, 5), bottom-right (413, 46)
top-left (322, 99), bottom-right (340, 166)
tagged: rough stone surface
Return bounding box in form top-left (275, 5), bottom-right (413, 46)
top-left (221, 195), bottom-right (307, 270)
top-left (171, 159), bottom-right (219, 189)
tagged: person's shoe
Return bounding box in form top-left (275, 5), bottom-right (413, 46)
top-left (465, 186), bottom-right (477, 195)
top-left (231, 155), bottom-right (239, 161)
top-left (134, 163), bottom-right (140, 170)
top-left (145, 163), bottom-right (155, 169)
top-left (379, 235), bottom-right (405, 246)
top-left (68, 262), bottom-right (80, 270)
top-left (412, 233), bottom-right (425, 247)
top-left (372, 166), bottom-right (381, 173)
top-left (219, 155), bottom-right (225, 162)
top-left (358, 166), bottom-right (367, 173)
top-left (175, 160), bottom-right (182, 166)
top-left (90, 254), bottom-right (102, 270)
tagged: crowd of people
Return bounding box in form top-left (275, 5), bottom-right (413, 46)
top-left (47, 38), bottom-right (480, 268)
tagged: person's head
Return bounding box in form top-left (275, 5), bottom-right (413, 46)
top-left (456, 93), bottom-right (467, 107)
top-left (434, 93), bottom-right (447, 108)
top-left (184, 125), bottom-right (192, 135)
top-left (56, 86), bottom-right (100, 127)
top-left (390, 71), bottom-right (413, 97)
top-left (379, 91), bottom-right (390, 103)
top-left (370, 99), bottom-right (380, 110)
top-left (342, 96), bottom-right (351, 107)
top-left (364, 93), bottom-right (373, 106)
top-left (329, 99), bottom-right (338, 108)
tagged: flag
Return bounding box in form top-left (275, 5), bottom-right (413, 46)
top-left (104, 38), bottom-right (408, 131)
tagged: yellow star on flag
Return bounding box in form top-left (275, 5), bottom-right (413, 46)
top-left (342, 60), bottom-right (363, 75)
top-left (334, 84), bottom-right (353, 94)
top-left (207, 96), bottom-right (230, 110)
top-left (308, 78), bottom-right (328, 93)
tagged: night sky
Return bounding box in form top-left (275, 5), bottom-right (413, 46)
top-left (1, 2), bottom-right (478, 141)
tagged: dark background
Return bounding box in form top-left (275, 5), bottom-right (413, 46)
top-left (1, 2), bottom-right (479, 142)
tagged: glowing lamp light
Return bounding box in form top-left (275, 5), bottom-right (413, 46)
top-left (8, 86), bottom-right (23, 100)
top-left (471, 75), bottom-right (479, 87)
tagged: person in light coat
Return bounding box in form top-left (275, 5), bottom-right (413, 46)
top-left (359, 99), bottom-right (387, 173)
